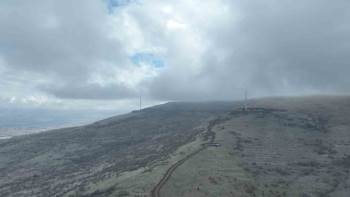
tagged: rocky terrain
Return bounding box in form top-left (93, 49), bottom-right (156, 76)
top-left (1, 96), bottom-right (350, 197)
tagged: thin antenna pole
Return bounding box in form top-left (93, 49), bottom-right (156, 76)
top-left (244, 89), bottom-right (248, 111)
top-left (139, 95), bottom-right (142, 112)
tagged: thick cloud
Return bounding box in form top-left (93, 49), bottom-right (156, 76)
top-left (0, 0), bottom-right (349, 109)
top-left (0, 0), bottom-right (133, 101)
top-left (147, 0), bottom-right (350, 100)
top-left (206, 0), bottom-right (350, 96)
top-left (43, 83), bottom-right (136, 100)
top-left (0, 1), bottom-right (125, 74)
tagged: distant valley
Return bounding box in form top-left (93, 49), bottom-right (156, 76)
top-left (0, 108), bottom-right (119, 138)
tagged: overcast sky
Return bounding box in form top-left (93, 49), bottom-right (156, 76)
top-left (0, 0), bottom-right (349, 111)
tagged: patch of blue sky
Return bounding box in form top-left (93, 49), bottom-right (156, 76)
top-left (131, 53), bottom-right (166, 69)
top-left (105, 0), bottom-right (140, 13)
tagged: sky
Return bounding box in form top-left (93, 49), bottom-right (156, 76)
top-left (0, 0), bottom-right (349, 111)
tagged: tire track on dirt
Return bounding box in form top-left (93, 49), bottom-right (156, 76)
top-left (150, 118), bottom-right (222, 197)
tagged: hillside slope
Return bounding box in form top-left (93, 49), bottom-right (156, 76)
top-left (161, 96), bottom-right (350, 197)
top-left (0, 102), bottom-right (233, 197)
top-left (1, 96), bottom-right (350, 197)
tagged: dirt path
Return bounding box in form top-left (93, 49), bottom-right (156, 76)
top-left (150, 118), bottom-right (222, 197)
top-left (150, 146), bottom-right (206, 197)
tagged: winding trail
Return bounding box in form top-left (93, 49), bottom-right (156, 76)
top-left (150, 118), bottom-right (222, 197)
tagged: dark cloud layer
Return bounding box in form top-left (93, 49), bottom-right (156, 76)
top-left (0, 0), bottom-right (131, 100)
top-left (0, 1), bottom-right (124, 75)
top-left (149, 0), bottom-right (350, 100)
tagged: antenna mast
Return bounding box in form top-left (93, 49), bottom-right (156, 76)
top-left (139, 95), bottom-right (142, 112)
top-left (244, 89), bottom-right (248, 111)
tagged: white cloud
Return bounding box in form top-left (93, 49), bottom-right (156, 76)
top-left (9, 97), bottom-right (16, 104)
top-left (165, 19), bottom-right (187, 30)
top-left (0, 0), bottom-right (349, 110)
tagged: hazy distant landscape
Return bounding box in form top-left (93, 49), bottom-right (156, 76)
top-left (0, 108), bottom-right (118, 138)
